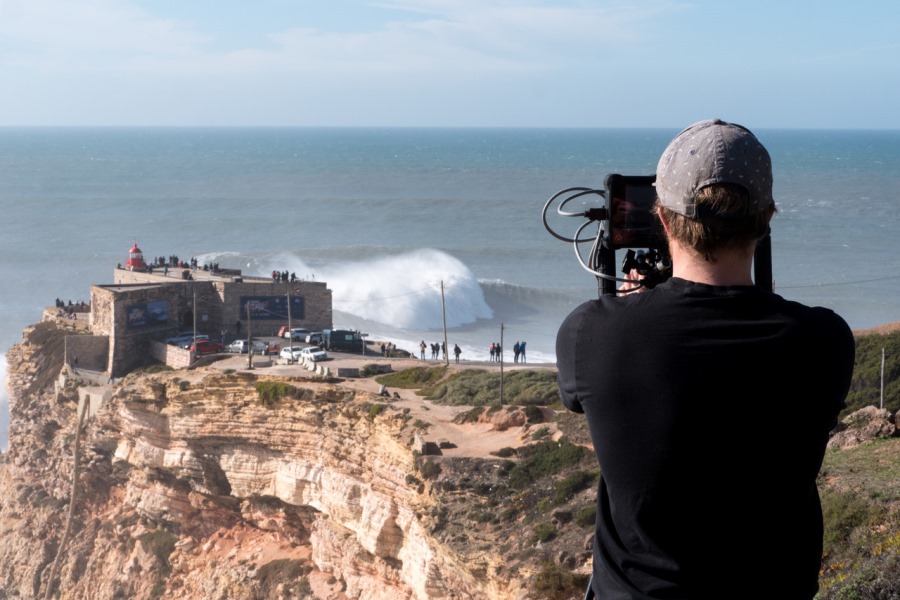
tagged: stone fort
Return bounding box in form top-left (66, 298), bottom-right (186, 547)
top-left (66, 243), bottom-right (333, 377)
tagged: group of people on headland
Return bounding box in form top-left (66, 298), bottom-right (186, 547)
top-left (419, 340), bottom-right (446, 360)
top-left (55, 298), bottom-right (89, 318)
top-left (416, 340), bottom-right (462, 362)
top-left (116, 255), bottom-right (222, 276)
top-left (271, 270), bottom-right (297, 283)
top-left (487, 341), bottom-right (526, 363)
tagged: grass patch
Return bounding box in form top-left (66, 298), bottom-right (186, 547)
top-left (255, 380), bottom-right (302, 407)
top-left (820, 440), bottom-right (900, 504)
top-left (364, 403), bottom-right (387, 421)
top-left (426, 369), bottom-right (559, 406)
top-left (375, 366), bottom-right (448, 390)
top-left (507, 439), bottom-right (593, 490)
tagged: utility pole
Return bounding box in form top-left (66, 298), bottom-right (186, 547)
top-left (288, 290), bottom-right (294, 344)
top-left (191, 289), bottom-right (197, 364)
top-left (441, 281), bottom-right (449, 366)
top-left (246, 303), bottom-right (253, 370)
top-left (499, 322), bottom-right (504, 405)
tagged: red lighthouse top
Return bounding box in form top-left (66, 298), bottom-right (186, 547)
top-left (125, 242), bottom-right (146, 271)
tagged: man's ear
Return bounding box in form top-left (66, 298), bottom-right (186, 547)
top-left (657, 208), bottom-right (672, 237)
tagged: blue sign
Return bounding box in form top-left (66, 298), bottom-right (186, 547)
top-left (126, 300), bottom-right (169, 329)
top-left (240, 295), bottom-right (304, 320)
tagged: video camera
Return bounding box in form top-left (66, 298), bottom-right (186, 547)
top-left (542, 174), bottom-right (772, 296)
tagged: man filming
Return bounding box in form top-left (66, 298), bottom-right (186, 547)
top-left (556, 119), bottom-right (855, 599)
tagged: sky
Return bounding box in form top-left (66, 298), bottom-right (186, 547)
top-left (0, 0), bottom-right (898, 129)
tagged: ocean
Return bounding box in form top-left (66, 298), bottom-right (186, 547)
top-left (1, 126), bottom-right (899, 450)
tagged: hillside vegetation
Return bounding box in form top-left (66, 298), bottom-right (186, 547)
top-left (377, 331), bottom-right (900, 599)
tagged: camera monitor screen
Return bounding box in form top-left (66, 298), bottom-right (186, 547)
top-left (605, 174), bottom-right (662, 250)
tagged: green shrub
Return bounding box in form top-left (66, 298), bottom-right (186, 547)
top-left (574, 504), bottom-right (597, 528)
top-left (523, 404), bottom-right (545, 423)
top-left (507, 439), bottom-right (592, 490)
top-left (552, 470), bottom-right (597, 506)
top-left (822, 488), bottom-right (884, 549)
top-left (531, 522), bottom-right (556, 544)
top-left (418, 458), bottom-right (442, 480)
top-left (360, 363), bottom-right (381, 377)
top-left (530, 426), bottom-right (551, 440)
top-left (255, 381), bottom-right (300, 407)
top-left (137, 529), bottom-right (177, 574)
top-left (844, 330), bottom-right (900, 416)
top-left (491, 447), bottom-right (517, 458)
top-left (256, 559), bottom-right (310, 597)
top-left (366, 403), bottom-right (386, 420)
top-left (531, 561), bottom-right (590, 598)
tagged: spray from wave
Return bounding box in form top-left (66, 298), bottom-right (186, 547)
top-left (200, 248), bottom-right (494, 330)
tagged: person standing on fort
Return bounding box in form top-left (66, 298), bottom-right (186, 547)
top-left (419, 340), bottom-right (427, 360)
top-left (454, 344), bottom-right (462, 363)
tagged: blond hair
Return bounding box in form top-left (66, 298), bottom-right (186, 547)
top-left (656, 183), bottom-right (774, 263)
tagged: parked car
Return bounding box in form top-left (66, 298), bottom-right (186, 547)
top-left (300, 347), bottom-right (328, 362)
top-left (279, 346), bottom-right (304, 362)
top-left (227, 340), bottom-right (250, 354)
top-left (305, 332), bottom-right (323, 345)
top-left (165, 332), bottom-right (198, 346)
top-left (251, 340), bottom-right (273, 355)
top-left (190, 340), bottom-right (225, 355)
top-left (289, 328), bottom-right (310, 341)
top-left (178, 334), bottom-right (209, 349)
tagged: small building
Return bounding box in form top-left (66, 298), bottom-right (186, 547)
top-left (125, 242), bottom-right (146, 271)
top-left (80, 243), bottom-right (334, 376)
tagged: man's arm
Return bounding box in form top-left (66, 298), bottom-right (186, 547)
top-left (556, 309), bottom-right (585, 414)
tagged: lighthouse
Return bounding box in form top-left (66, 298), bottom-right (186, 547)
top-left (125, 242), bottom-right (146, 271)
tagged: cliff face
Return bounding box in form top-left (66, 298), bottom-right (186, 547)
top-left (0, 323), bottom-right (531, 600)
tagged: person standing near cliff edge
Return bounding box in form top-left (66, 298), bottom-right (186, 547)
top-left (556, 119), bottom-right (855, 599)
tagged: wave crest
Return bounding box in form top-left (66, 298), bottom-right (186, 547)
top-left (245, 249), bottom-right (493, 330)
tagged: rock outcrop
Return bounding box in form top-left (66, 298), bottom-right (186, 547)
top-left (0, 323), bottom-right (536, 599)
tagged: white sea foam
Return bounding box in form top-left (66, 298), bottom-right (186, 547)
top-left (255, 249), bottom-right (494, 330)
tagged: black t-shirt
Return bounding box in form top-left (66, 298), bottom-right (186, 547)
top-left (556, 277), bottom-right (855, 600)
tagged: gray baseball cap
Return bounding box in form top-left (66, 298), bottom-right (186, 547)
top-left (655, 119), bottom-right (774, 219)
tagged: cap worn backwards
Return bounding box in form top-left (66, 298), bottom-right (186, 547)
top-left (655, 118), bottom-right (774, 219)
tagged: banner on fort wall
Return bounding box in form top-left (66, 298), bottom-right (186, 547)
top-left (126, 300), bottom-right (169, 329)
top-left (240, 296), bottom-right (304, 321)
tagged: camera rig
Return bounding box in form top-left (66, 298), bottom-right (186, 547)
top-left (542, 173), bottom-right (772, 296)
